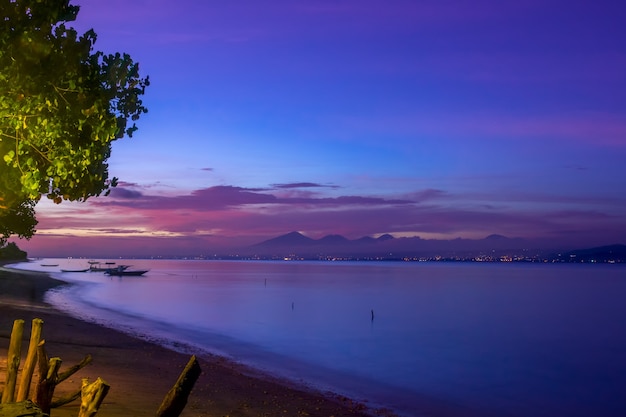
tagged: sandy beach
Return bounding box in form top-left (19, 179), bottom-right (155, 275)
top-left (0, 265), bottom-right (385, 417)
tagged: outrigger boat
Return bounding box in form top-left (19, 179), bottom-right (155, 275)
top-left (60, 268), bottom-right (90, 273)
top-left (104, 266), bottom-right (149, 276)
top-left (89, 262), bottom-right (127, 273)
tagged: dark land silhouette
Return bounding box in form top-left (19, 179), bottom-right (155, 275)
top-left (232, 232), bottom-right (626, 263)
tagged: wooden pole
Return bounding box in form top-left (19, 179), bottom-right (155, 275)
top-left (34, 340), bottom-right (62, 415)
top-left (78, 377), bottom-right (110, 417)
top-left (1, 319), bottom-right (24, 404)
top-left (156, 355), bottom-right (201, 417)
top-left (33, 340), bottom-right (94, 413)
top-left (17, 318), bottom-right (44, 402)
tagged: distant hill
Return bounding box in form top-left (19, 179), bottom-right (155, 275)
top-left (254, 231), bottom-right (315, 247)
top-left (245, 231), bottom-right (548, 259)
top-left (485, 234), bottom-right (508, 240)
top-left (318, 234), bottom-right (350, 245)
top-left (0, 242), bottom-right (27, 261)
top-left (556, 244), bottom-right (626, 263)
top-left (377, 234), bottom-right (394, 242)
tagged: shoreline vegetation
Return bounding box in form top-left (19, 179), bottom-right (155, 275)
top-left (0, 264), bottom-right (387, 417)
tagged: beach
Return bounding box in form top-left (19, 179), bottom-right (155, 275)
top-left (0, 265), bottom-right (383, 417)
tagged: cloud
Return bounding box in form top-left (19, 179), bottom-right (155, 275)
top-left (271, 182), bottom-right (338, 189)
top-left (109, 187), bottom-right (143, 199)
top-left (93, 185), bottom-right (415, 212)
top-left (23, 198), bottom-right (626, 259)
top-left (402, 189), bottom-right (448, 202)
top-left (25, 179), bottom-right (626, 255)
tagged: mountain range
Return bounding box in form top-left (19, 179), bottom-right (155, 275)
top-left (241, 231), bottom-right (560, 259)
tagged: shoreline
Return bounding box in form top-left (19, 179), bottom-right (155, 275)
top-left (0, 264), bottom-right (388, 417)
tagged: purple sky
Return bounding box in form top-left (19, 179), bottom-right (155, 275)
top-left (14, 0), bottom-right (626, 257)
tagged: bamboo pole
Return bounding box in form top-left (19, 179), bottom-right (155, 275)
top-left (1, 319), bottom-right (24, 404)
top-left (156, 355), bottom-right (201, 417)
top-left (16, 318), bottom-right (44, 402)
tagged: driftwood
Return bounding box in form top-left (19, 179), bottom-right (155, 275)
top-left (78, 378), bottom-right (109, 417)
top-left (35, 340), bottom-right (93, 415)
top-left (35, 349), bottom-right (62, 415)
top-left (47, 353), bottom-right (93, 409)
top-left (156, 355), bottom-right (201, 417)
top-left (1, 318), bottom-right (103, 416)
top-left (58, 354), bottom-right (93, 384)
top-left (1, 319), bottom-right (24, 404)
top-left (2, 318), bottom-right (198, 417)
top-left (17, 318), bottom-right (44, 402)
top-left (0, 400), bottom-right (48, 417)
top-left (50, 390), bottom-right (81, 409)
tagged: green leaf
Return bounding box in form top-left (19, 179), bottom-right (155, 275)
top-left (0, 0), bottom-right (148, 240)
top-left (3, 150), bottom-right (15, 164)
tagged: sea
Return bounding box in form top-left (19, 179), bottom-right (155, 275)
top-left (7, 259), bottom-right (626, 417)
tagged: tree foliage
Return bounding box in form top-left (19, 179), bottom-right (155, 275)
top-left (0, 241), bottom-right (27, 260)
top-left (0, 0), bottom-right (149, 244)
top-left (0, 156), bottom-right (37, 241)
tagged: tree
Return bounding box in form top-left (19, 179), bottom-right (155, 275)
top-left (0, 0), bottom-right (149, 244)
top-left (0, 241), bottom-right (27, 260)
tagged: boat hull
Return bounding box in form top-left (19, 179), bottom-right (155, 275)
top-left (105, 270), bottom-right (149, 276)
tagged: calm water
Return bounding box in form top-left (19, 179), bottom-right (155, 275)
top-left (9, 260), bottom-right (626, 417)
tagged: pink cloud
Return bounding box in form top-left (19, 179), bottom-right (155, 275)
top-left (93, 185), bottom-right (415, 212)
top-left (22, 180), bottom-right (626, 258)
top-left (271, 182), bottom-right (339, 189)
top-left (21, 197), bottom-right (625, 258)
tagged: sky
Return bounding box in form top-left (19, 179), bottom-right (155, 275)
top-left (12, 0), bottom-right (626, 258)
